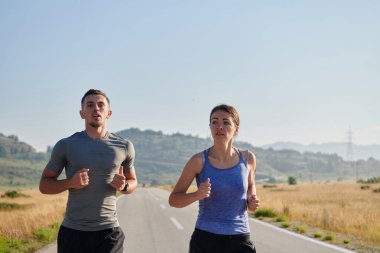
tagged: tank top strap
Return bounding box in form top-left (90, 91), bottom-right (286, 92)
top-left (205, 148), bottom-right (245, 165)
top-left (203, 149), bottom-right (210, 166)
top-left (234, 147), bottom-right (248, 167)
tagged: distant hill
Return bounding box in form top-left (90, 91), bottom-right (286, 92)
top-left (262, 141), bottom-right (380, 161)
top-left (1, 129), bottom-right (380, 188)
top-left (0, 133), bottom-right (35, 158)
top-left (116, 128), bottom-right (380, 185)
top-left (0, 133), bottom-right (48, 188)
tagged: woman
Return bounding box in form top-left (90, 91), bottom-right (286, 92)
top-left (169, 104), bottom-right (260, 253)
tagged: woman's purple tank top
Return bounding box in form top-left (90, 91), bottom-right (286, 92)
top-left (195, 148), bottom-right (250, 235)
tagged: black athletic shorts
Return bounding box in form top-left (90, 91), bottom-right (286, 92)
top-left (57, 225), bottom-right (125, 253)
top-left (189, 228), bottom-right (256, 253)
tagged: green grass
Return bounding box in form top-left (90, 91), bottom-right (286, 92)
top-left (313, 231), bottom-right (323, 238)
top-left (0, 202), bottom-right (26, 210)
top-left (34, 229), bottom-right (54, 241)
top-left (0, 237), bottom-right (29, 253)
top-left (0, 223), bottom-right (59, 253)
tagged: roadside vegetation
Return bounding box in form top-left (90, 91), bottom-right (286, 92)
top-left (2, 181), bottom-right (380, 252)
top-left (0, 189), bottom-right (66, 252)
top-left (358, 177), bottom-right (380, 184)
top-left (252, 181), bottom-right (380, 253)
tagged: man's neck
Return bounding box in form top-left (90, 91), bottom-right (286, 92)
top-left (85, 126), bottom-right (108, 139)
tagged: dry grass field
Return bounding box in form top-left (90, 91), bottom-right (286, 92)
top-left (1, 182), bottom-right (379, 252)
top-left (162, 181), bottom-right (380, 251)
top-left (256, 182), bottom-right (380, 245)
top-left (0, 189), bottom-right (67, 239)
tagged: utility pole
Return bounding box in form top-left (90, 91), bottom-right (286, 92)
top-left (346, 126), bottom-right (354, 162)
top-left (356, 161), bottom-right (359, 182)
top-left (310, 159), bottom-right (313, 183)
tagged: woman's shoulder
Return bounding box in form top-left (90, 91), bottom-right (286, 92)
top-left (236, 148), bottom-right (255, 160)
top-left (185, 150), bottom-right (207, 173)
top-left (189, 150), bottom-right (206, 164)
top-left (247, 150), bottom-right (256, 160)
top-left (243, 149), bottom-right (256, 172)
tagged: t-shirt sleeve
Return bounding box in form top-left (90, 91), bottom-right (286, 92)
top-left (122, 140), bottom-right (135, 173)
top-left (46, 139), bottom-right (67, 174)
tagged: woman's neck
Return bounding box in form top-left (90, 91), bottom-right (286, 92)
top-left (209, 143), bottom-right (236, 163)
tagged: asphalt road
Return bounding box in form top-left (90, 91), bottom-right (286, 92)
top-left (118, 187), bottom-right (357, 253)
top-left (38, 187), bottom-right (357, 253)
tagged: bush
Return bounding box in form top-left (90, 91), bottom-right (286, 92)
top-left (358, 177), bottom-right (380, 184)
top-left (295, 225), bottom-right (306, 234)
top-left (288, 176), bottom-right (297, 185)
top-left (281, 222), bottom-right (290, 228)
top-left (254, 208), bottom-right (278, 218)
top-left (275, 215), bottom-right (288, 222)
top-left (314, 231), bottom-right (323, 238)
top-left (1, 190), bottom-right (29, 199)
top-left (324, 234), bottom-right (335, 241)
top-left (343, 239), bottom-right (351, 244)
top-left (263, 184), bottom-right (277, 188)
top-left (373, 188), bottom-right (380, 193)
top-left (283, 205), bottom-right (291, 217)
top-left (368, 177), bottom-right (380, 183)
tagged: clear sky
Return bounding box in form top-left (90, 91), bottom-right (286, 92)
top-left (1, 1), bottom-right (379, 152)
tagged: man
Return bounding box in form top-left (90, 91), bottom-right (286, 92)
top-left (40, 89), bottom-right (137, 253)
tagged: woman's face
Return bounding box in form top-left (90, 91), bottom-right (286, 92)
top-left (209, 110), bottom-right (238, 142)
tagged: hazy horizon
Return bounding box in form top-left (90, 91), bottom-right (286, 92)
top-left (2, 127), bottom-right (380, 157)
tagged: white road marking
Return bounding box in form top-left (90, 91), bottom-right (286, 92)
top-left (160, 204), bottom-right (166, 209)
top-left (170, 217), bottom-right (184, 230)
top-left (146, 189), bottom-right (159, 200)
top-left (250, 218), bottom-right (357, 253)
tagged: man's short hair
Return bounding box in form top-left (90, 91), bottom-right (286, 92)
top-left (81, 89), bottom-right (110, 107)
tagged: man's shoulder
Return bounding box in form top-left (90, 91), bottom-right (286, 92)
top-left (50, 132), bottom-right (85, 153)
top-left (61, 131), bottom-right (86, 142)
top-left (108, 132), bottom-right (132, 145)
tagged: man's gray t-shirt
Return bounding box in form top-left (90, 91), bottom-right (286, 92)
top-left (47, 131), bottom-right (135, 231)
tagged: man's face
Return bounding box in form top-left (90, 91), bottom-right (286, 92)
top-left (80, 94), bottom-right (112, 128)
